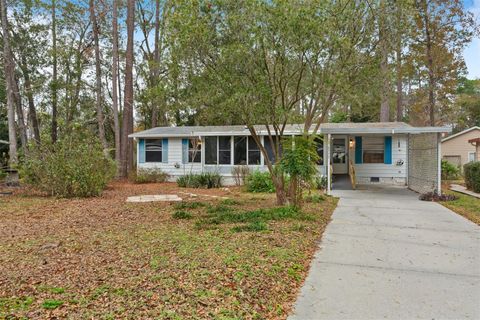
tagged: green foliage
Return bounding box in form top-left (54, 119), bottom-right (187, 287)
top-left (174, 201), bottom-right (206, 210)
top-left (281, 136), bottom-right (319, 207)
top-left (464, 162), bottom-right (480, 193)
top-left (0, 169), bottom-right (6, 181)
top-left (0, 296), bottom-right (34, 313)
top-left (130, 168), bottom-right (168, 184)
top-left (220, 198), bottom-right (241, 206)
top-left (21, 135), bottom-right (115, 197)
top-left (177, 173), bottom-right (222, 188)
top-left (41, 299), bottom-right (63, 310)
top-left (441, 160), bottom-right (460, 180)
top-left (330, 111), bottom-right (349, 123)
top-left (305, 194), bottom-right (325, 203)
top-left (245, 171), bottom-right (275, 193)
top-left (172, 210), bottom-right (193, 220)
top-left (313, 176), bottom-right (328, 190)
top-left (231, 221), bottom-right (268, 233)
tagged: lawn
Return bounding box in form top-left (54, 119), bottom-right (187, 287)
top-left (441, 189), bottom-right (480, 225)
top-left (0, 181), bottom-right (337, 319)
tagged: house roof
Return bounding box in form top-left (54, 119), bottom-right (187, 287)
top-left (442, 126), bottom-right (480, 142)
top-left (129, 122), bottom-right (451, 138)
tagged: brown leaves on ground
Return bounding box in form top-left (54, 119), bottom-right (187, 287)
top-left (0, 181), bottom-right (337, 319)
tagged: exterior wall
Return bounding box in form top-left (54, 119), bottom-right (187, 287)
top-left (408, 133), bottom-right (440, 194)
top-left (137, 137), bottom-right (330, 186)
top-left (441, 128), bottom-right (480, 167)
top-left (347, 134), bottom-right (408, 186)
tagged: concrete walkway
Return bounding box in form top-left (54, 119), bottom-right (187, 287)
top-left (290, 187), bottom-right (480, 320)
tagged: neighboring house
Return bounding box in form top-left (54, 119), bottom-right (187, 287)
top-left (441, 126), bottom-right (480, 167)
top-left (129, 122), bottom-right (450, 194)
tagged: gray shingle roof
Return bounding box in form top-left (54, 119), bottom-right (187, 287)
top-left (129, 122), bottom-right (450, 138)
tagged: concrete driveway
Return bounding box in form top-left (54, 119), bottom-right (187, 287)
top-left (290, 187), bottom-right (480, 320)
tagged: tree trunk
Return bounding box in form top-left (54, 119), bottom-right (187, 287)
top-left (395, 1), bottom-right (403, 122)
top-left (20, 57), bottom-right (41, 144)
top-left (151, 0), bottom-right (161, 128)
top-left (89, 0), bottom-right (109, 155)
top-left (51, 0), bottom-right (58, 143)
top-left (112, 0), bottom-right (121, 175)
top-left (120, 0), bottom-right (135, 177)
top-left (379, 0), bottom-right (390, 122)
top-left (422, 0), bottom-right (435, 126)
top-left (12, 76), bottom-right (27, 152)
top-left (1, 0), bottom-right (18, 168)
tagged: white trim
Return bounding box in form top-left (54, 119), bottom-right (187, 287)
top-left (468, 151), bottom-right (476, 163)
top-left (441, 126), bottom-right (480, 142)
top-left (327, 134), bottom-right (331, 195)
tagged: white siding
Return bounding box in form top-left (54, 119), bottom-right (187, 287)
top-left (348, 134), bottom-right (408, 183)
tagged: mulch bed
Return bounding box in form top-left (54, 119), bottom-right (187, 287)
top-left (0, 181), bottom-right (337, 319)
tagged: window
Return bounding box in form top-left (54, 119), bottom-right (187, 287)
top-left (315, 137), bottom-right (324, 165)
top-left (248, 137), bottom-right (261, 165)
top-left (188, 139), bottom-right (201, 163)
top-left (468, 152), bottom-right (476, 163)
top-left (205, 136), bottom-right (217, 164)
top-left (234, 136), bottom-right (247, 165)
top-left (145, 139), bottom-right (162, 162)
top-left (363, 137), bottom-right (384, 163)
top-left (264, 137), bottom-right (282, 163)
top-left (332, 139), bottom-right (346, 164)
top-left (219, 136), bottom-right (231, 164)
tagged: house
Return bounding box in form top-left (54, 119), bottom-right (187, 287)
top-left (441, 126), bottom-right (480, 167)
top-left (129, 122), bottom-right (450, 194)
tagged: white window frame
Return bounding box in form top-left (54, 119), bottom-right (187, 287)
top-left (468, 151), bottom-right (476, 163)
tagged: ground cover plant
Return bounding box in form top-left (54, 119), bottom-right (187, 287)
top-left (0, 181), bottom-right (337, 319)
top-left (130, 168), bottom-right (169, 184)
top-left (177, 173), bottom-right (222, 188)
top-left (441, 188), bottom-right (480, 225)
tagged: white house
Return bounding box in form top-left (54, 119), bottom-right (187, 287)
top-left (129, 122), bottom-right (450, 194)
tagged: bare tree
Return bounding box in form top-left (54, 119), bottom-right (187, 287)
top-left (1, 0), bottom-right (17, 165)
top-left (112, 0), bottom-right (121, 174)
top-left (89, 0), bottom-right (108, 155)
top-left (120, 0), bottom-right (135, 177)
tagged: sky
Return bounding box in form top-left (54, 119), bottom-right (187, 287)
top-left (464, 0), bottom-right (480, 79)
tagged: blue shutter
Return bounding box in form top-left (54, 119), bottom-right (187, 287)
top-left (384, 136), bottom-right (392, 164)
top-left (138, 139), bottom-right (145, 163)
top-left (355, 136), bottom-right (362, 164)
top-left (162, 138), bottom-right (168, 163)
top-left (182, 139), bottom-right (189, 164)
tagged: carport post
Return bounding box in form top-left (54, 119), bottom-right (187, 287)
top-left (327, 134), bottom-right (331, 195)
top-left (437, 133), bottom-right (442, 194)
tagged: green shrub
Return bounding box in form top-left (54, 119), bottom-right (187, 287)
top-left (177, 173), bottom-right (222, 188)
top-left (441, 160), bottom-right (460, 180)
top-left (245, 171), bottom-right (275, 193)
top-left (464, 161), bottom-right (480, 193)
top-left (313, 176), bottom-right (328, 190)
top-left (172, 210), bottom-right (192, 219)
top-left (21, 135), bottom-right (115, 198)
top-left (130, 168), bottom-right (168, 184)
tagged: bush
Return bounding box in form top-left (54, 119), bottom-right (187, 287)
top-left (313, 176), bottom-right (328, 190)
top-left (21, 136), bottom-right (115, 197)
top-left (0, 169), bottom-right (6, 181)
top-left (441, 160), bottom-right (460, 180)
top-left (130, 168), bottom-right (168, 184)
top-left (464, 161), bottom-right (480, 193)
top-left (232, 165), bottom-right (250, 186)
top-left (245, 170), bottom-right (275, 193)
top-left (177, 172), bottom-right (222, 188)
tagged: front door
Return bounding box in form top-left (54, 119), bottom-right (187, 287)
top-left (332, 137), bottom-right (348, 174)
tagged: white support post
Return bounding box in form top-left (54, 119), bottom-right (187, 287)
top-left (327, 133), bottom-right (331, 195)
top-left (437, 133), bottom-right (442, 194)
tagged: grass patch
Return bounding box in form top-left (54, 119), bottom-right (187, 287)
top-left (441, 190), bottom-right (480, 225)
top-left (173, 201), bottom-right (206, 210)
top-left (231, 221), bottom-right (268, 232)
top-left (0, 296), bottom-right (34, 314)
top-left (220, 198), bottom-right (241, 206)
top-left (41, 299), bottom-right (64, 310)
top-left (305, 194), bottom-right (325, 203)
top-left (172, 210), bottom-right (193, 219)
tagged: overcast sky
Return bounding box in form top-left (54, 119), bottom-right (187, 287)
top-left (464, 0), bottom-right (480, 79)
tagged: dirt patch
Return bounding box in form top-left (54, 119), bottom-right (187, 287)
top-left (0, 181), bottom-right (337, 319)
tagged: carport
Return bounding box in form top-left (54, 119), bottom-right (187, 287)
top-left (320, 122), bottom-right (451, 195)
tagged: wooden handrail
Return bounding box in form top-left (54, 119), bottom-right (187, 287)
top-left (349, 160), bottom-right (356, 190)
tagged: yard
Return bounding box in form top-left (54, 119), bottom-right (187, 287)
top-left (0, 181), bottom-right (337, 319)
top-left (441, 190), bottom-right (480, 225)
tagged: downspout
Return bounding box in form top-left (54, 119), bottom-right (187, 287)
top-left (327, 133), bottom-right (331, 195)
top-left (437, 133), bottom-right (442, 194)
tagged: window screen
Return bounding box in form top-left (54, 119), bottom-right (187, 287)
top-left (264, 137), bottom-right (279, 163)
top-left (234, 136), bottom-right (247, 165)
top-left (205, 136), bottom-right (217, 164)
top-left (219, 136), bottom-right (231, 164)
top-left (363, 137), bottom-right (384, 163)
top-left (315, 137), bottom-right (324, 165)
top-left (145, 139), bottom-right (162, 162)
top-left (248, 137), bottom-right (261, 165)
top-left (188, 139), bottom-right (201, 163)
